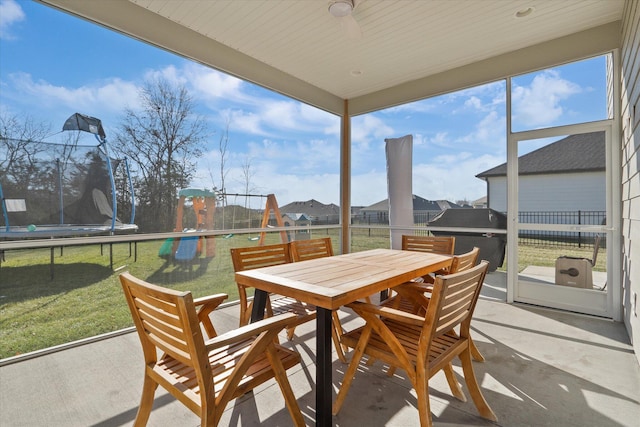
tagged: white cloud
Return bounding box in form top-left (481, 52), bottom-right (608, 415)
top-left (413, 152), bottom-right (501, 202)
top-left (512, 70), bottom-right (581, 127)
top-left (428, 131), bottom-right (450, 147)
top-left (143, 65), bottom-right (185, 86)
top-left (249, 98), bottom-right (337, 136)
top-left (351, 170), bottom-right (388, 205)
top-left (447, 81), bottom-right (504, 105)
top-left (351, 114), bottom-right (394, 149)
top-left (0, 0), bottom-right (25, 40)
top-left (7, 72), bottom-right (139, 113)
top-left (225, 109), bottom-right (266, 136)
top-left (456, 110), bottom-right (505, 149)
top-left (184, 64), bottom-right (246, 101)
top-left (464, 96), bottom-right (483, 111)
top-left (383, 98), bottom-right (438, 115)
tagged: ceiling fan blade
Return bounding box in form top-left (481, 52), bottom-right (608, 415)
top-left (340, 14), bottom-right (362, 39)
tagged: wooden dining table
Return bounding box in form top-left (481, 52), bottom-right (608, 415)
top-left (234, 248), bottom-right (453, 426)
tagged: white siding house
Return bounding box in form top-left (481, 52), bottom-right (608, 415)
top-left (484, 172), bottom-right (605, 212)
top-left (476, 132), bottom-right (606, 216)
top-left (620, 1), bottom-right (639, 354)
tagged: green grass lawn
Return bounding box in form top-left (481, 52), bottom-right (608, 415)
top-left (0, 229), bottom-right (605, 359)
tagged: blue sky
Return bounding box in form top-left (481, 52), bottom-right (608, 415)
top-left (0, 0), bottom-right (608, 208)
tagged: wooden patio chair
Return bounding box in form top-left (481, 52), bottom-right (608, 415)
top-left (289, 237), bottom-right (348, 362)
top-left (383, 247), bottom-right (486, 362)
top-left (379, 234), bottom-right (457, 307)
top-left (119, 272), bottom-right (305, 427)
top-left (333, 261), bottom-right (496, 427)
top-left (231, 243), bottom-right (316, 340)
top-left (289, 237), bottom-right (334, 261)
top-left (402, 234), bottom-right (456, 255)
top-left (403, 234), bottom-right (456, 278)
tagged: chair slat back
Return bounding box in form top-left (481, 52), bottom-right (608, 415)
top-left (120, 272), bottom-right (209, 375)
top-left (290, 237), bottom-right (333, 262)
top-left (449, 247), bottom-right (480, 274)
top-left (402, 235), bottom-right (455, 255)
top-left (424, 261), bottom-right (489, 339)
top-left (230, 243), bottom-right (292, 272)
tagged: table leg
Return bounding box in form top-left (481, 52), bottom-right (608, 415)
top-left (316, 307), bottom-right (332, 427)
top-left (250, 289), bottom-right (269, 322)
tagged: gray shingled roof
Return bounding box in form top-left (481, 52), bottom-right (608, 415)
top-left (476, 131), bottom-right (605, 178)
top-left (361, 195), bottom-right (461, 212)
top-left (279, 199), bottom-right (339, 217)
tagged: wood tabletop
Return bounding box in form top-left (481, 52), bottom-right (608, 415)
top-left (234, 248), bottom-right (452, 310)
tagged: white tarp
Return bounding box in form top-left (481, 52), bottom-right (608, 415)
top-left (385, 135), bottom-right (414, 249)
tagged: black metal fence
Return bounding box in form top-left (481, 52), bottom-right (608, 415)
top-left (350, 210), bottom-right (606, 249)
top-left (518, 210), bottom-right (606, 248)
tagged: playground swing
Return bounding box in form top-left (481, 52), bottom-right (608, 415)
top-left (221, 193), bottom-right (289, 246)
top-left (227, 193), bottom-right (260, 240)
top-left (247, 195), bottom-right (259, 241)
top-left (223, 193), bottom-right (288, 245)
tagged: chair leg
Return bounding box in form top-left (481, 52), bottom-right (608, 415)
top-left (451, 328), bottom-right (485, 362)
top-left (286, 326), bottom-right (296, 340)
top-left (332, 311), bottom-right (347, 363)
top-left (415, 369), bottom-right (433, 427)
top-left (265, 346), bottom-right (305, 427)
top-left (333, 327), bottom-right (372, 415)
top-left (459, 345), bottom-right (497, 422)
top-left (470, 337), bottom-right (485, 362)
top-left (443, 363), bottom-right (466, 402)
top-left (133, 375), bottom-right (158, 427)
top-left (240, 301), bottom-right (250, 327)
top-left (386, 365), bottom-right (397, 376)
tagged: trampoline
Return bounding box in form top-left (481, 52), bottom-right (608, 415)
top-left (1, 113), bottom-right (137, 239)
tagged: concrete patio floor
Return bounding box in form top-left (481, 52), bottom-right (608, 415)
top-left (1, 272), bottom-right (639, 426)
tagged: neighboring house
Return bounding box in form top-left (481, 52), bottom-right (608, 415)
top-left (281, 213), bottom-right (312, 241)
top-left (281, 213), bottom-right (311, 228)
top-left (476, 132), bottom-right (605, 215)
top-left (278, 199), bottom-right (340, 224)
top-left (360, 194), bottom-right (461, 224)
top-left (472, 196), bottom-right (487, 209)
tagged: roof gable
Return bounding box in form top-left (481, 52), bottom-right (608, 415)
top-left (476, 131), bottom-right (605, 178)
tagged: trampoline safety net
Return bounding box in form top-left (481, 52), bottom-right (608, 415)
top-left (1, 138), bottom-right (137, 238)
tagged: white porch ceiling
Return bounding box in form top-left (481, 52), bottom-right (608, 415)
top-left (39, 0), bottom-right (624, 115)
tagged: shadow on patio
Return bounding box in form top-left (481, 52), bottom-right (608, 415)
top-left (1, 272), bottom-right (638, 426)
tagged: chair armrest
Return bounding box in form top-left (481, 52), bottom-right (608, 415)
top-left (401, 282), bottom-right (434, 294)
top-left (194, 294), bottom-right (228, 339)
top-left (193, 293), bottom-right (228, 307)
top-left (205, 312), bottom-right (298, 350)
top-left (346, 301), bottom-right (424, 326)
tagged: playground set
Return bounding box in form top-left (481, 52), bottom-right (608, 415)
top-left (159, 192), bottom-right (288, 265)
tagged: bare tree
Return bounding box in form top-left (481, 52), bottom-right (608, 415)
top-left (240, 154), bottom-right (257, 227)
top-left (208, 117), bottom-right (231, 228)
top-left (218, 116), bottom-right (230, 206)
top-left (113, 78), bottom-right (207, 232)
top-left (0, 113), bottom-right (52, 197)
top-left (0, 112), bottom-right (52, 142)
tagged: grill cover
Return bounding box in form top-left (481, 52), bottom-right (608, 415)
top-left (429, 208), bottom-right (507, 271)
